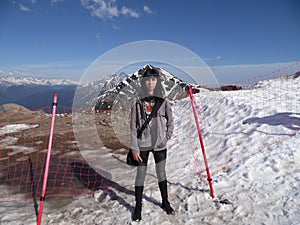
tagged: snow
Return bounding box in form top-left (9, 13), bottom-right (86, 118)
top-left (0, 76), bottom-right (299, 224)
top-left (0, 124), bottom-right (39, 136)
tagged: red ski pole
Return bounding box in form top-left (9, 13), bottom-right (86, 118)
top-left (37, 94), bottom-right (58, 225)
top-left (188, 87), bottom-right (215, 199)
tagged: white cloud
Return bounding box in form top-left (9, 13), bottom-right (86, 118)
top-left (16, 1), bottom-right (38, 12)
top-left (81, 0), bottom-right (118, 19)
top-left (120, 6), bottom-right (139, 18)
top-left (143, 5), bottom-right (152, 14)
top-left (81, 0), bottom-right (140, 19)
top-left (19, 4), bottom-right (30, 12)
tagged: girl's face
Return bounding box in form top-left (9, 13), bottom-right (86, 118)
top-left (144, 77), bottom-right (157, 94)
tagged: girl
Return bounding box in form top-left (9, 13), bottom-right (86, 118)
top-left (130, 68), bottom-right (175, 222)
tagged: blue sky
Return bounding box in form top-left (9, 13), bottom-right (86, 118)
top-left (0, 0), bottom-right (299, 83)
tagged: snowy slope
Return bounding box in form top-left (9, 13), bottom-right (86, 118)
top-left (0, 75), bottom-right (299, 224)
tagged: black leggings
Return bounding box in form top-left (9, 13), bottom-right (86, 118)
top-left (135, 149), bottom-right (167, 186)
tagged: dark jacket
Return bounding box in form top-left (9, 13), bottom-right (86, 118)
top-left (130, 98), bottom-right (174, 154)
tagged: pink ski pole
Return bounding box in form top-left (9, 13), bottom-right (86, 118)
top-left (188, 88), bottom-right (215, 199)
top-left (37, 94), bottom-right (58, 225)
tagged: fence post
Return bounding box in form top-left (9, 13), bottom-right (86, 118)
top-left (37, 94), bottom-right (58, 225)
top-left (188, 88), bottom-right (215, 199)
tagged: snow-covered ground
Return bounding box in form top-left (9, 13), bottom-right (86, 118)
top-left (0, 124), bottom-right (39, 136)
top-left (0, 76), bottom-right (299, 225)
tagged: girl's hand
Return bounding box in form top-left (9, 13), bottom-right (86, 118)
top-left (133, 152), bottom-right (143, 162)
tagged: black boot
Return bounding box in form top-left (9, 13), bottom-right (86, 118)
top-left (158, 180), bottom-right (175, 215)
top-left (132, 186), bottom-right (143, 222)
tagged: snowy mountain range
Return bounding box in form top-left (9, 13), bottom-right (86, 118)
top-left (0, 65), bottom-right (246, 112)
top-left (2, 66), bottom-right (297, 113)
top-left (0, 73), bottom-right (127, 112)
top-left (0, 76), bottom-right (78, 87)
